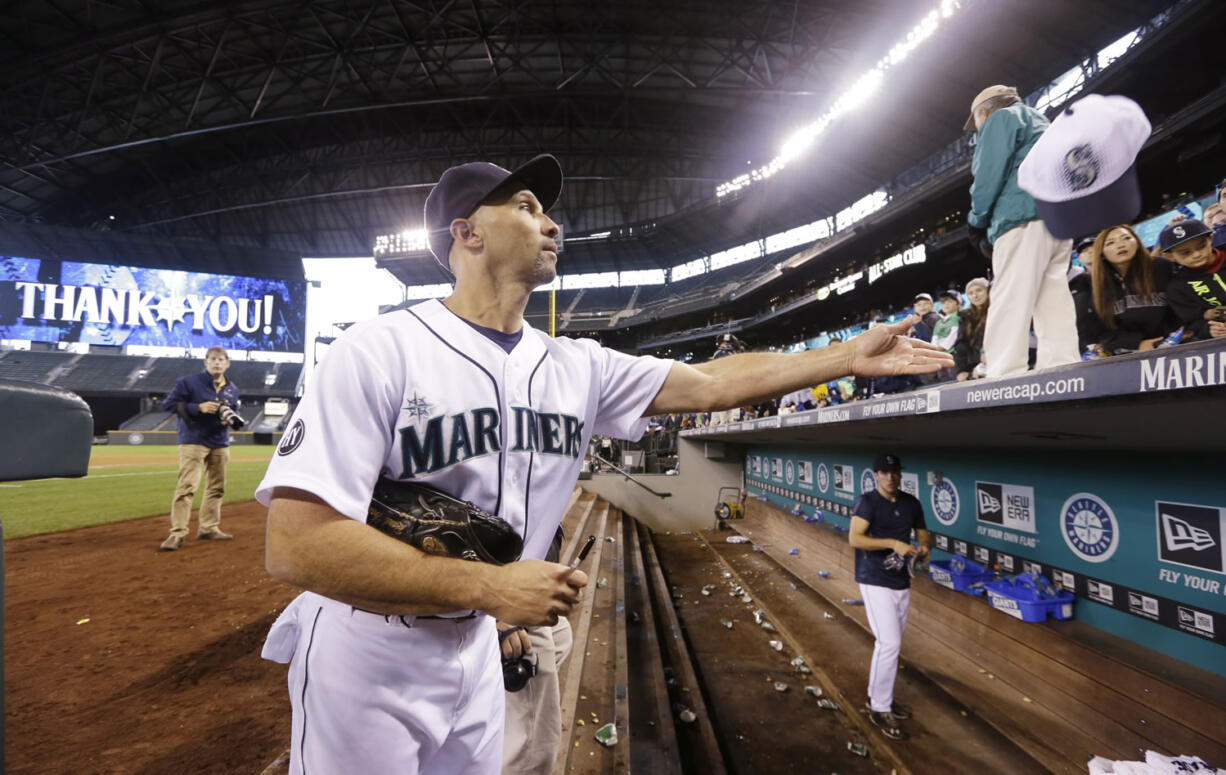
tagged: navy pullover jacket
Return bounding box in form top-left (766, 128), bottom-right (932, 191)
top-left (161, 371), bottom-right (240, 448)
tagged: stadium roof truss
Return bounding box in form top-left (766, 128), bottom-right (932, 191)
top-left (0, 0), bottom-right (1174, 281)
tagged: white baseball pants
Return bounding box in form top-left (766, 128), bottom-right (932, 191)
top-left (860, 583), bottom-right (911, 714)
top-left (264, 593), bottom-right (504, 775)
top-left (982, 219), bottom-right (1080, 378)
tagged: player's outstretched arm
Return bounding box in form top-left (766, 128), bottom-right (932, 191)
top-left (266, 487), bottom-right (585, 624)
top-left (645, 316), bottom-right (952, 414)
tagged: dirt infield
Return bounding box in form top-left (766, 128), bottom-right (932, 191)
top-left (5, 502), bottom-right (296, 775)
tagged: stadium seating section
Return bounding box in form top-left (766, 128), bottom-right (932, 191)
top-left (55, 355), bottom-right (148, 392)
top-left (0, 350), bottom-right (302, 399)
top-left (0, 350), bottom-right (72, 383)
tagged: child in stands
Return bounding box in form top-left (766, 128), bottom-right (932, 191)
top-left (953, 278), bottom-right (990, 380)
top-left (1158, 219), bottom-right (1226, 340)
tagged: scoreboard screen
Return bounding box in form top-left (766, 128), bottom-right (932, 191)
top-left (1, 257), bottom-right (306, 352)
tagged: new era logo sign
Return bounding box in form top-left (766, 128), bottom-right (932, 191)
top-left (975, 481), bottom-right (1036, 533)
top-left (1162, 513), bottom-right (1216, 552)
top-left (975, 482), bottom-right (1004, 526)
top-left (1178, 607), bottom-right (1195, 626)
top-left (1157, 501), bottom-right (1225, 575)
top-left (978, 490), bottom-right (1001, 513)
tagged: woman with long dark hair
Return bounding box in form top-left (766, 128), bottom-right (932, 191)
top-left (1089, 225), bottom-right (1179, 353)
top-left (953, 277), bottom-right (990, 380)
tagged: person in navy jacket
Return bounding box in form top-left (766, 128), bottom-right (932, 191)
top-left (158, 346), bottom-right (240, 551)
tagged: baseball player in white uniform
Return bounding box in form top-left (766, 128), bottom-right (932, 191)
top-left (257, 154), bottom-right (953, 774)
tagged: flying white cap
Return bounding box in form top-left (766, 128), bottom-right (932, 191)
top-left (1018, 94), bottom-right (1151, 239)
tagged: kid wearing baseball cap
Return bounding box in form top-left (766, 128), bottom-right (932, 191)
top-left (1159, 219), bottom-right (1226, 340)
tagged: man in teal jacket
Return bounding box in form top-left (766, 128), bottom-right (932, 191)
top-left (965, 85), bottom-right (1079, 377)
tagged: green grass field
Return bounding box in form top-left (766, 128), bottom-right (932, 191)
top-left (1, 445), bottom-right (276, 539)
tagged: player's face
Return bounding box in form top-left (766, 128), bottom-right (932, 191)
top-left (476, 189), bottom-right (560, 286)
top-left (1102, 228), bottom-right (1138, 268)
top-left (874, 469), bottom-right (901, 494)
top-left (1166, 236), bottom-right (1214, 270)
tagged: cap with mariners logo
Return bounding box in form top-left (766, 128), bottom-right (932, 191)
top-left (872, 453), bottom-right (902, 472)
top-left (1157, 218), bottom-right (1212, 253)
top-left (1017, 94), bottom-right (1151, 239)
top-left (424, 154), bottom-right (563, 272)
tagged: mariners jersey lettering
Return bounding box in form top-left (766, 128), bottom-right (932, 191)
top-left (256, 298), bottom-right (671, 564)
top-left (398, 407), bottom-right (583, 476)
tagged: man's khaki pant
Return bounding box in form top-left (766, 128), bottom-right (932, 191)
top-left (502, 617), bottom-right (573, 774)
top-left (168, 444), bottom-right (229, 537)
top-left (983, 219), bottom-right (1080, 378)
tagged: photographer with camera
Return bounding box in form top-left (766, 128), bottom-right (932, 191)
top-left (158, 346), bottom-right (243, 551)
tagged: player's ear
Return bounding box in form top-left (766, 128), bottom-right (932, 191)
top-left (450, 218), bottom-right (482, 251)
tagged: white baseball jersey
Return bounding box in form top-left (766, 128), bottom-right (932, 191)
top-left (257, 299), bottom-right (672, 774)
top-left (257, 297), bottom-right (672, 564)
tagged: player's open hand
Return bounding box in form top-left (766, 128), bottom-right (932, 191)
top-left (847, 316), bottom-right (955, 377)
top-left (486, 560), bottom-right (587, 626)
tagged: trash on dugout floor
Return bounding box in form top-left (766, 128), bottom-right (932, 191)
top-left (594, 723), bottom-right (618, 747)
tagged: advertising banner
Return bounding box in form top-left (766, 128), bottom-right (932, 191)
top-left (1, 257), bottom-right (306, 352)
top-left (742, 445), bottom-right (1226, 675)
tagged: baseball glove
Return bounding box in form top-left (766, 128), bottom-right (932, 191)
top-left (367, 477), bottom-right (523, 565)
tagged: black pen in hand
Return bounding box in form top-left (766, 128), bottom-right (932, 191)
top-left (570, 534), bottom-right (597, 569)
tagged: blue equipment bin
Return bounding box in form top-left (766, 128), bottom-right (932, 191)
top-left (984, 573), bottom-right (1075, 622)
top-left (928, 557), bottom-right (993, 595)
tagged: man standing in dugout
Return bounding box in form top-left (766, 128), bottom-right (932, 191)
top-left (849, 453), bottom-right (930, 741)
top-left (158, 346), bottom-right (239, 551)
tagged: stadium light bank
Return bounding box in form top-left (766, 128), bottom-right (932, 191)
top-left (716, 0), bottom-right (961, 199)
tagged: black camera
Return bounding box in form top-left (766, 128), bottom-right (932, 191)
top-left (502, 653), bottom-right (537, 692)
top-left (217, 400), bottom-right (247, 429)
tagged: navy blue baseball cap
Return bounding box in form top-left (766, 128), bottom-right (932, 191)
top-left (872, 453), bottom-right (902, 472)
top-left (424, 154), bottom-right (563, 272)
top-left (1157, 219), bottom-right (1212, 253)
